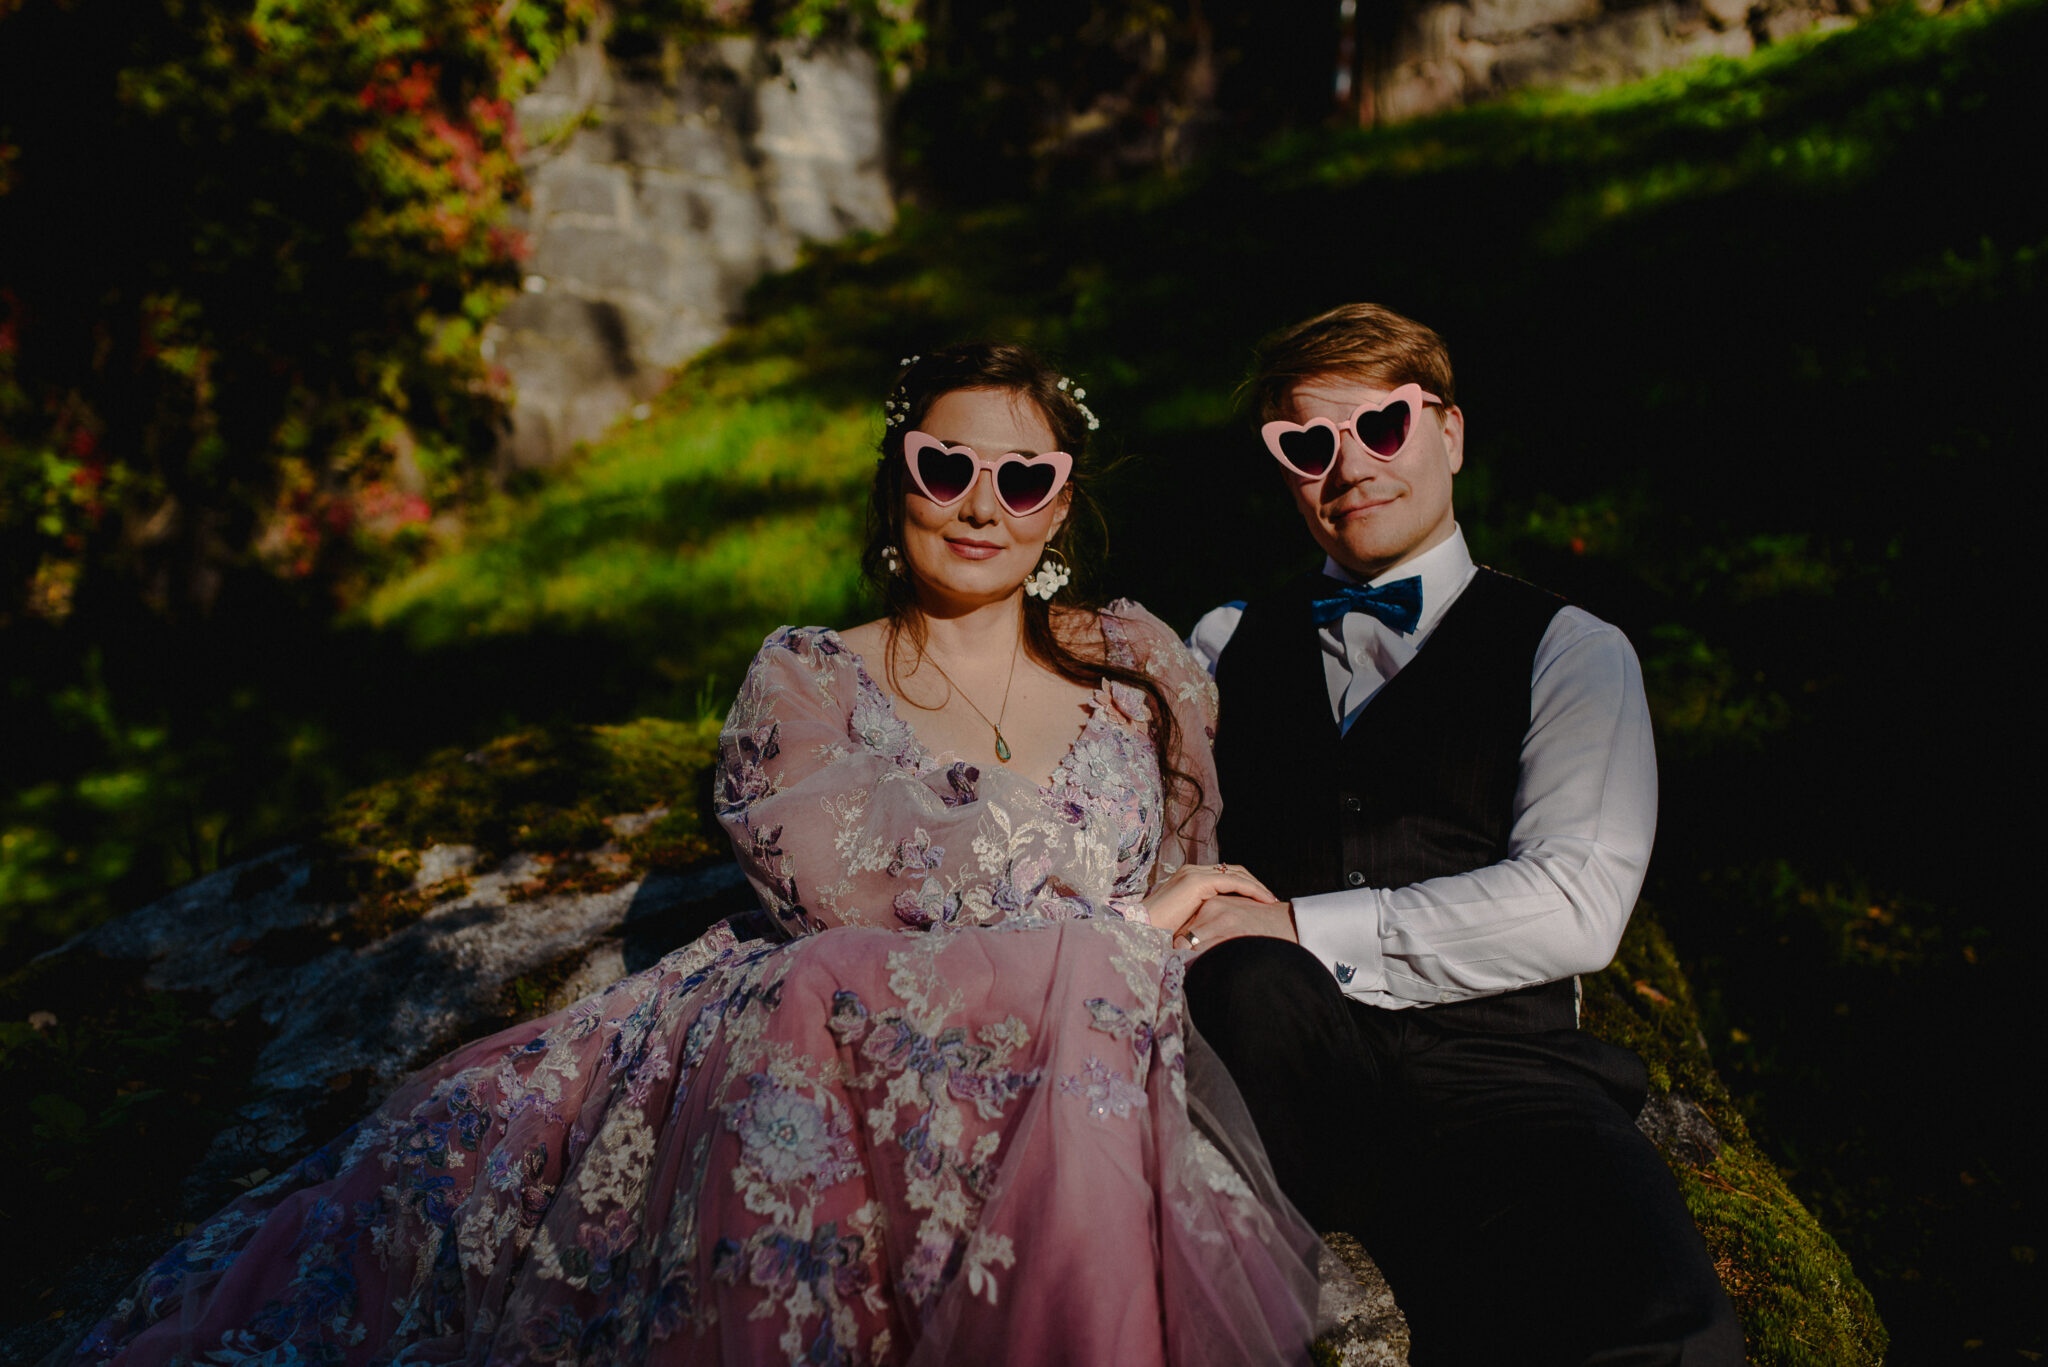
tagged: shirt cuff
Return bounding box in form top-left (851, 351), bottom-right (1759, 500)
top-left (1292, 888), bottom-right (1385, 994)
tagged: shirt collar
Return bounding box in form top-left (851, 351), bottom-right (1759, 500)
top-left (1320, 526), bottom-right (1476, 643)
top-left (1322, 524), bottom-right (1473, 591)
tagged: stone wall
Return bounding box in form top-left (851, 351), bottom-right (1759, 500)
top-left (1370, 0), bottom-right (1872, 124)
top-left (489, 29), bottom-right (893, 468)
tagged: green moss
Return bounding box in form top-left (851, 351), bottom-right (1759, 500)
top-left (1680, 1145), bottom-right (1886, 1365)
top-left (1581, 904), bottom-right (1731, 1107)
top-left (320, 716), bottom-right (723, 863)
top-left (621, 806), bottom-right (727, 873)
top-left (1584, 910), bottom-right (1888, 1364)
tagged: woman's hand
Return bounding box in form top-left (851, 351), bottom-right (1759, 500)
top-left (1140, 863), bottom-right (1277, 939)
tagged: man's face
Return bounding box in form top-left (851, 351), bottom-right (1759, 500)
top-left (1280, 376), bottom-right (1463, 580)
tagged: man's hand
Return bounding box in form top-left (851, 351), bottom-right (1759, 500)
top-left (1176, 893), bottom-right (1297, 954)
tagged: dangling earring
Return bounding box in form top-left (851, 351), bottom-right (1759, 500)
top-left (1023, 547), bottom-right (1071, 600)
top-left (882, 545), bottom-right (905, 575)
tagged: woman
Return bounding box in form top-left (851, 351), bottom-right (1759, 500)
top-left (65, 344), bottom-right (1323, 1366)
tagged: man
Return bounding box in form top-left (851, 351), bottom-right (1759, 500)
top-left (1179, 303), bottom-right (1742, 1365)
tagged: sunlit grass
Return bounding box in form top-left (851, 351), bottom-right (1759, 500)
top-left (1285, 0), bottom-right (2018, 249)
top-left (359, 390), bottom-right (877, 649)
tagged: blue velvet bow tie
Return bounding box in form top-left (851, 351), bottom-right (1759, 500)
top-left (1309, 575), bottom-right (1423, 635)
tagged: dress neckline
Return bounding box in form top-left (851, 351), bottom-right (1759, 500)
top-left (817, 618), bottom-right (1140, 795)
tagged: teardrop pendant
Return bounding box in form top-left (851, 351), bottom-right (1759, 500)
top-left (994, 730), bottom-right (1012, 763)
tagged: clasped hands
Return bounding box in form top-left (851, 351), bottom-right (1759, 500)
top-left (1140, 861), bottom-right (1297, 954)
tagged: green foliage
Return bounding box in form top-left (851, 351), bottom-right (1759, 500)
top-left (1, 653), bottom-right (179, 937)
top-left (0, 954), bottom-right (265, 1287)
top-left (0, 0), bottom-right (596, 625)
top-left (0, 0), bottom-right (602, 961)
top-left (1678, 861), bottom-right (2023, 1356)
top-left (606, 0), bottom-right (923, 69)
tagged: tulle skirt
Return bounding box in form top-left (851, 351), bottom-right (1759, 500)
top-left (65, 915), bottom-right (1324, 1366)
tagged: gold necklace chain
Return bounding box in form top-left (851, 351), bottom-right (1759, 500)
top-left (912, 630), bottom-right (1024, 764)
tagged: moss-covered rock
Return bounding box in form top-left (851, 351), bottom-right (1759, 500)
top-left (1583, 910), bottom-right (1888, 1365)
top-left (0, 715), bottom-right (746, 1365)
top-left (4, 716), bottom-right (1885, 1366)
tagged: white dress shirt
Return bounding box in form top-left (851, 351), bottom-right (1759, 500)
top-left (1185, 527), bottom-right (1657, 1009)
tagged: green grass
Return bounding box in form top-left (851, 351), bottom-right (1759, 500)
top-left (358, 379), bottom-right (876, 696)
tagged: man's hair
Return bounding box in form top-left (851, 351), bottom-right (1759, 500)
top-left (1245, 303), bottom-right (1457, 423)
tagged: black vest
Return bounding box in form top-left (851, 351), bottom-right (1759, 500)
top-left (1215, 568), bottom-right (1567, 903)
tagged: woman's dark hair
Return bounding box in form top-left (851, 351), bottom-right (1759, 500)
top-left (862, 342), bottom-right (1202, 832)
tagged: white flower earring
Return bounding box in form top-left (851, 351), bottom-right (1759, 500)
top-left (1023, 548), bottom-right (1071, 600)
top-left (882, 545), bottom-right (905, 575)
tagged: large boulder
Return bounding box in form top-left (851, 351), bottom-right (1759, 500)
top-left (1, 718), bottom-right (1882, 1365)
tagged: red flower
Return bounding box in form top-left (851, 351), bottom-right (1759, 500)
top-left (487, 226), bottom-right (533, 262)
top-left (360, 61), bottom-right (440, 115)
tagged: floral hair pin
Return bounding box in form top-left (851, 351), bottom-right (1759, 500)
top-left (883, 355), bottom-right (921, 429)
top-left (882, 356), bottom-right (1100, 433)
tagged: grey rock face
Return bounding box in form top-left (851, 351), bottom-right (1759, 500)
top-left (65, 837), bottom-right (754, 1213)
top-left (1637, 1090), bottom-right (1725, 1168)
top-left (1371, 0), bottom-right (1862, 123)
top-left (490, 28), bottom-right (893, 468)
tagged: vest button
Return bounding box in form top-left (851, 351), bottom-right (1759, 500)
top-left (1343, 796), bottom-right (1363, 813)
top-left (1346, 870), bottom-right (1366, 887)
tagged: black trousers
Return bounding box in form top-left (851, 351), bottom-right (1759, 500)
top-left (1185, 937), bottom-right (1744, 1367)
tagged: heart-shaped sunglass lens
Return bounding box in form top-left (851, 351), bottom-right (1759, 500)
top-left (996, 461), bottom-right (1057, 514)
top-left (1355, 401), bottom-right (1412, 457)
top-left (1277, 426), bottom-right (1337, 475)
top-left (915, 446), bottom-right (976, 503)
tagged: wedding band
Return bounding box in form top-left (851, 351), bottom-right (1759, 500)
top-left (1185, 931), bottom-right (1202, 949)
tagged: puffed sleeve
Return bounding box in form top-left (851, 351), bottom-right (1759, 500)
top-left (1104, 601), bottom-right (1224, 878)
top-left (715, 626), bottom-right (1139, 938)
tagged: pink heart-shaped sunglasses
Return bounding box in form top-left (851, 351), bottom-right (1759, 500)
top-left (1260, 383), bottom-right (1444, 479)
top-left (902, 431), bottom-right (1074, 517)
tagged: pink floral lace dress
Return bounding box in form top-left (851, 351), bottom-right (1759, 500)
top-left (67, 603), bottom-right (1323, 1367)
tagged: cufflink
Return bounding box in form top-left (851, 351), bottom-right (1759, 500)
top-left (1334, 961), bottom-right (1357, 985)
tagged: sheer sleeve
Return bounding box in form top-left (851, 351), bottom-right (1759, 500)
top-left (1103, 601), bottom-right (1224, 877)
top-left (715, 626), bottom-right (1143, 937)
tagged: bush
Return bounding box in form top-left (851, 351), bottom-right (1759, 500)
top-left (0, 0), bottom-right (598, 625)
